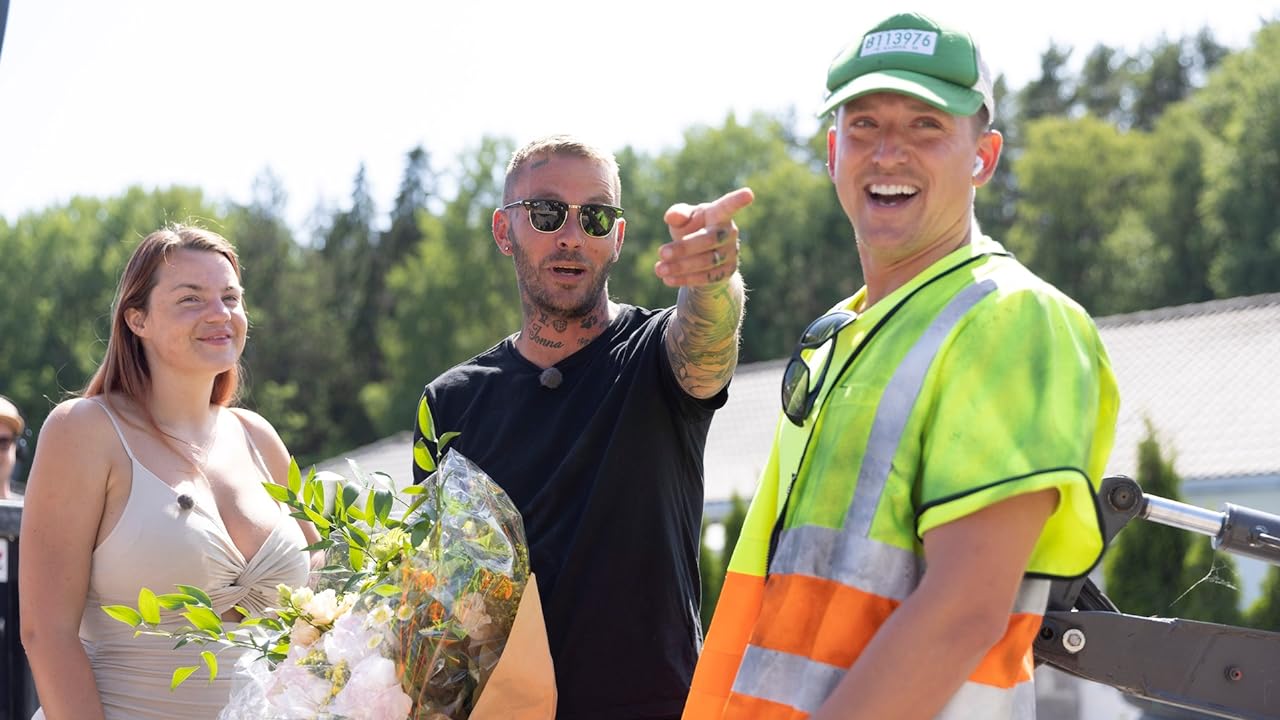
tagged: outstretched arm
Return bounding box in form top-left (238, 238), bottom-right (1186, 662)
top-left (657, 187), bottom-right (754, 399)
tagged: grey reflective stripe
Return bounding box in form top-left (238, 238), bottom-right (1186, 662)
top-left (732, 650), bottom-right (1038, 719)
top-left (935, 679), bottom-right (1038, 719)
top-left (849, 279), bottom-right (999, 535)
top-left (768, 279), bottom-right (999, 605)
top-left (1013, 578), bottom-right (1051, 615)
top-left (731, 645), bottom-right (845, 715)
top-left (770, 525), bottom-right (921, 600)
top-left (735, 279), bottom-right (1012, 715)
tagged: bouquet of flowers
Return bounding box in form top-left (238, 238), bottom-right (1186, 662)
top-left (105, 426), bottom-right (554, 719)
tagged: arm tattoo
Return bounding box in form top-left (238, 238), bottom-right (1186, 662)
top-left (666, 273), bottom-right (745, 399)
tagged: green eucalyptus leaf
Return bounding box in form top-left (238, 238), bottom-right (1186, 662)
top-left (371, 583), bottom-right (401, 597)
top-left (102, 605), bottom-right (143, 627)
top-left (138, 588), bottom-right (161, 625)
top-left (373, 489), bottom-right (393, 525)
top-left (346, 502), bottom-right (368, 524)
top-left (201, 651), bottom-right (218, 683)
top-left (301, 504), bottom-right (331, 530)
top-left (302, 474), bottom-right (317, 508)
top-left (410, 522), bottom-right (429, 549)
top-left (347, 543), bottom-right (365, 570)
top-left (417, 396), bottom-right (437, 443)
top-left (303, 539), bottom-right (334, 552)
top-left (414, 439), bottom-right (436, 474)
top-left (171, 666), bottom-right (199, 690)
top-left (174, 585), bottom-right (214, 608)
top-left (262, 483), bottom-right (291, 503)
top-left (340, 484), bottom-right (360, 515)
top-left (347, 524), bottom-right (369, 548)
top-left (438, 431), bottom-right (461, 450)
top-left (182, 606), bottom-right (223, 634)
top-left (399, 485), bottom-right (425, 496)
top-left (287, 458), bottom-right (302, 495)
top-left (155, 593), bottom-right (198, 611)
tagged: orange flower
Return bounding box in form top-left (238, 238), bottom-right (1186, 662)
top-left (427, 600), bottom-right (445, 624)
top-left (493, 578), bottom-right (514, 600)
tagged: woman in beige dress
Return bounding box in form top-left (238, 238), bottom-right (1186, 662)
top-left (20, 225), bottom-right (320, 719)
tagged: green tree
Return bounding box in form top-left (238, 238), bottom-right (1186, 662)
top-left (1200, 22), bottom-right (1280, 297)
top-left (1007, 115), bottom-right (1152, 314)
top-left (1138, 104), bottom-right (1218, 306)
top-left (699, 520), bottom-right (723, 630)
top-left (224, 171), bottom-right (342, 461)
top-left (368, 136), bottom-right (518, 437)
top-left (316, 165), bottom-right (382, 447)
top-left (1018, 44), bottom-right (1075, 121)
top-left (720, 492), bottom-right (749, 567)
top-left (1174, 542), bottom-right (1243, 625)
top-left (1245, 567), bottom-right (1280, 631)
top-left (1077, 44), bottom-right (1130, 123)
top-left (1104, 422), bottom-right (1189, 617)
top-left (1132, 38), bottom-right (1193, 131)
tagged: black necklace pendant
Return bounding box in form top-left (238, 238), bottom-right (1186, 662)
top-left (177, 494), bottom-right (195, 511)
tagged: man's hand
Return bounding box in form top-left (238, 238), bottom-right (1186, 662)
top-left (661, 187), bottom-right (753, 399)
top-left (655, 187), bottom-right (754, 287)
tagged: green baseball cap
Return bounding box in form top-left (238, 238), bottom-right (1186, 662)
top-left (819, 12), bottom-right (994, 122)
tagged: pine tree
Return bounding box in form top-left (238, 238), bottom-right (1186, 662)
top-left (1245, 567), bottom-right (1280, 631)
top-left (1174, 542), bottom-right (1243, 625)
top-left (721, 492), bottom-right (749, 564)
top-left (699, 520), bottom-right (723, 631)
top-left (1103, 422), bottom-right (1190, 617)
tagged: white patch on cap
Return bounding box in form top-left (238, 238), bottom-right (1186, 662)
top-left (861, 29), bottom-right (939, 57)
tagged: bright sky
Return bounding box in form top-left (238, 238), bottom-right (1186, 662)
top-left (2, 0), bottom-right (1277, 233)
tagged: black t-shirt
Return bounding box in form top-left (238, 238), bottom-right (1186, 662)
top-left (415, 305), bottom-right (725, 720)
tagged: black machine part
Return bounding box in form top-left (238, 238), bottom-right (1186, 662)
top-left (1034, 476), bottom-right (1280, 720)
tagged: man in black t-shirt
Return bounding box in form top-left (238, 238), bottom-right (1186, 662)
top-left (414, 135), bottom-right (753, 719)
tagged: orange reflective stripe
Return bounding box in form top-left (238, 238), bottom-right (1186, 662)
top-left (724, 691), bottom-right (809, 720)
top-left (684, 571), bottom-right (766, 720)
top-left (751, 573), bottom-right (898, 668)
top-left (968, 611), bottom-right (1041, 688)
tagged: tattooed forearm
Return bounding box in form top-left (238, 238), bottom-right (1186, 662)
top-left (666, 272), bottom-right (745, 398)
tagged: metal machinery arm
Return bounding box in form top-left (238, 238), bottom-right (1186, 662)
top-left (1034, 476), bottom-right (1280, 720)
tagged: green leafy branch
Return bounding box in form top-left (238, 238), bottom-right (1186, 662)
top-left (103, 414), bottom-right (463, 691)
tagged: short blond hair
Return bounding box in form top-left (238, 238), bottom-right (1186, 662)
top-left (503, 135), bottom-right (621, 204)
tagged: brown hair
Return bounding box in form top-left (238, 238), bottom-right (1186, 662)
top-left (84, 224), bottom-right (243, 406)
top-left (503, 135), bottom-right (622, 204)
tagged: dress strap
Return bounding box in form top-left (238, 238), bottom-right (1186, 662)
top-left (87, 397), bottom-right (140, 462)
top-left (229, 409), bottom-right (274, 481)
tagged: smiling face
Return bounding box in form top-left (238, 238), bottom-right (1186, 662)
top-left (126, 249), bottom-right (248, 380)
top-left (828, 92), bottom-right (1000, 269)
top-left (494, 153), bottom-right (626, 319)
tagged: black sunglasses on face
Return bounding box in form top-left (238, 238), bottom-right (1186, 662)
top-left (502, 199), bottom-right (624, 238)
top-left (781, 310), bottom-right (859, 426)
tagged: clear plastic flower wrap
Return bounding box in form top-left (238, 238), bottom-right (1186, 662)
top-left (108, 447), bottom-right (550, 720)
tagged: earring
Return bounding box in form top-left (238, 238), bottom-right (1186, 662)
top-left (973, 157), bottom-right (985, 176)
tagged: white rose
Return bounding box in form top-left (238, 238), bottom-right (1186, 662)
top-left (289, 587), bottom-right (315, 610)
top-left (303, 588), bottom-right (341, 626)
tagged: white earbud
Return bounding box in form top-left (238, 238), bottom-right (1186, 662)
top-left (973, 157), bottom-right (985, 176)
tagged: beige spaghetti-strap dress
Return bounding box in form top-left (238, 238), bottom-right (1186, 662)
top-left (33, 399), bottom-right (310, 719)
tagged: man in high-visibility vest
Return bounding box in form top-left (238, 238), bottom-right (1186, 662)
top-left (685, 12), bottom-right (1120, 720)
